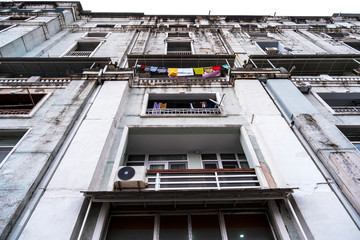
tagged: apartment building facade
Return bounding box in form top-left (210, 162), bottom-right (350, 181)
top-left (0, 1), bottom-right (360, 239)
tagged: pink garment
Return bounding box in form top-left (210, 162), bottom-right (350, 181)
top-left (202, 70), bottom-right (220, 78)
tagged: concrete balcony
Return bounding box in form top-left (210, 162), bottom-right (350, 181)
top-left (145, 107), bottom-right (222, 115)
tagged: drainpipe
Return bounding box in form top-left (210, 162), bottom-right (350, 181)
top-left (7, 74), bottom-right (104, 239)
top-left (260, 81), bottom-right (360, 229)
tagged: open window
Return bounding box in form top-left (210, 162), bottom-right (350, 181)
top-left (0, 25), bottom-right (11, 31)
top-left (0, 130), bottom-right (27, 165)
top-left (96, 24), bottom-right (115, 28)
top-left (316, 92), bottom-right (360, 114)
top-left (201, 153), bottom-right (249, 169)
top-left (256, 41), bottom-right (288, 55)
top-left (85, 32), bottom-right (109, 38)
top-left (143, 93), bottom-right (223, 115)
top-left (166, 32), bottom-right (192, 55)
top-left (344, 41), bottom-right (360, 51)
top-left (64, 41), bottom-right (101, 57)
top-left (0, 91), bottom-right (47, 115)
top-left (338, 126), bottom-right (360, 151)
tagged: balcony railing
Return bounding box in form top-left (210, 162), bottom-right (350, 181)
top-left (332, 106), bottom-right (360, 113)
top-left (0, 109), bottom-right (31, 115)
top-left (65, 51), bottom-right (92, 57)
top-left (131, 76), bottom-right (231, 86)
top-left (167, 51), bottom-right (192, 55)
top-left (147, 169), bottom-right (260, 191)
top-left (146, 108), bottom-right (222, 115)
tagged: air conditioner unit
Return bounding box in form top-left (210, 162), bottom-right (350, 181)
top-left (114, 166), bottom-right (148, 189)
top-left (266, 47), bottom-right (279, 54)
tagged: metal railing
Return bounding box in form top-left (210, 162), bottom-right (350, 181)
top-left (0, 109), bottom-right (31, 115)
top-left (147, 169), bottom-right (260, 191)
top-left (132, 76), bottom-right (231, 86)
top-left (167, 51), bottom-right (192, 55)
top-left (65, 51), bottom-right (92, 57)
top-left (146, 108), bottom-right (222, 115)
top-left (332, 106), bottom-right (360, 113)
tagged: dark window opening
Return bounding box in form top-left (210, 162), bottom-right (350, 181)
top-left (344, 42), bottom-right (360, 51)
top-left (0, 93), bottom-right (46, 115)
top-left (167, 42), bottom-right (192, 54)
top-left (86, 32), bottom-right (108, 37)
top-left (0, 130), bottom-right (26, 164)
top-left (96, 24), bottom-right (115, 28)
top-left (8, 16), bottom-right (29, 21)
top-left (74, 42), bottom-right (100, 51)
top-left (247, 32), bottom-right (268, 38)
top-left (168, 32), bottom-right (189, 37)
top-left (338, 126), bottom-right (360, 151)
top-left (0, 25), bottom-right (11, 31)
top-left (146, 93), bottom-right (221, 115)
top-left (326, 32), bottom-right (349, 38)
top-left (318, 92), bottom-right (360, 113)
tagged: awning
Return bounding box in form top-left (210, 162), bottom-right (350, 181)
top-left (250, 54), bottom-right (360, 76)
top-left (0, 57), bottom-right (111, 77)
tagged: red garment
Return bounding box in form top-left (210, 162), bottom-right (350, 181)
top-left (141, 65), bottom-right (145, 69)
top-left (213, 66), bottom-right (221, 70)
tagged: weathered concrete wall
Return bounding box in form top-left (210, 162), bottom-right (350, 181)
top-left (0, 80), bottom-right (95, 240)
top-left (19, 81), bottom-right (128, 240)
top-left (235, 79), bottom-right (360, 240)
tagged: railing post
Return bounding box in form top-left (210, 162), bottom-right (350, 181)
top-left (215, 172), bottom-right (220, 190)
top-left (155, 173), bottom-right (160, 191)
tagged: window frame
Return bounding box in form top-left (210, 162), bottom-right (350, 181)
top-left (141, 92), bottom-right (224, 117)
top-left (104, 211), bottom-right (278, 240)
top-left (0, 129), bottom-right (30, 168)
top-left (201, 153), bottom-right (250, 169)
top-left (0, 89), bottom-right (52, 118)
top-left (61, 40), bottom-right (105, 57)
top-left (125, 154), bottom-right (189, 170)
top-left (312, 91), bottom-right (360, 115)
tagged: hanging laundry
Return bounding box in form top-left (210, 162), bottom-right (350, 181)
top-left (190, 103), bottom-right (194, 109)
top-left (136, 65), bottom-right (142, 68)
top-left (222, 64), bottom-right (229, 69)
top-left (168, 68), bottom-right (178, 77)
top-left (144, 66), bottom-right (151, 72)
top-left (193, 68), bottom-right (204, 75)
top-left (157, 67), bottom-right (168, 73)
top-left (202, 70), bottom-right (221, 78)
top-left (177, 68), bottom-right (194, 76)
top-left (153, 102), bottom-right (161, 109)
top-left (203, 67), bottom-right (213, 73)
top-left (152, 101), bottom-right (161, 114)
top-left (160, 103), bottom-right (167, 109)
top-left (200, 101), bottom-right (207, 108)
top-left (150, 66), bottom-right (158, 72)
top-left (141, 65), bottom-right (145, 69)
top-left (212, 66), bottom-right (221, 71)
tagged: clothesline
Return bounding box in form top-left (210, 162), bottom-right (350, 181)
top-left (136, 64), bottom-right (229, 78)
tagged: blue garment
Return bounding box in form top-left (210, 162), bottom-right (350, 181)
top-left (150, 66), bottom-right (158, 72)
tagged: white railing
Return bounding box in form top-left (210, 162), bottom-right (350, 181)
top-left (332, 106), bottom-right (360, 113)
top-left (147, 169), bottom-right (260, 191)
top-left (133, 76), bottom-right (231, 86)
top-left (167, 51), bottom-right (192, 55)
top-left (146, 108), bottom-right (222, 115)
top-left (66, 51), bottom-right (92, 57)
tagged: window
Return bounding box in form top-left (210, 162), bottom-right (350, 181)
top-left (201, 153), bottom-right (250, 169)
top-left (338, 126), bottom-right (360, 151)
top-left (0, 130), bottom-right (26, 165)
top-left (144, 93), bottom-right (223, 115)
top-left (316, 92), bottom-right (360, 113)
top-left (7, 16), bottom-right (29, 21)
top-left (0, 25), bottom-right (11, 31)
top-left (0, 92), bottom-right (46, 115)
top-left (256, 41), bottom-right (288, 55)
top-left (85, 32), bottom-right (108, 38)
top-left (126, 154), bottom-right (188, 170)
top-left (166, 32), bottom-right (192, 55)
top-left (105, 212), bottom-right (275, 240)
top-left (247, 32), bottom-right (268, 38)
top-left (65, 41), bottom-right (101, 57)
top-left (344, 41), bottom-right (360, 51)
top-left (96, 24), bottom-right (115, 28)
